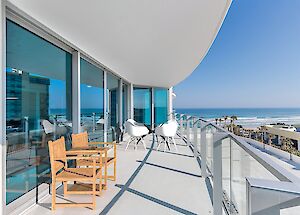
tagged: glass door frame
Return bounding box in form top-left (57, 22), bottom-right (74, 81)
top-left (132, 86), bottom-right (170, 130)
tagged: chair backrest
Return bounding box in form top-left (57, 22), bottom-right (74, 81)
top-left (127, 119), bottom-right (136, 125)
top-left (161, 120), bottom-right (178, 137)
top-left (125, 120), bottom-right (149, 137)
top-left (48, 137), bottom-right (66, 175)
top-left (125, 120), bottom-right (134, 135)
top-left (97, 118), bottom-right (105, 124)
top-left (72, 131), bottom-right (89, 148)
top-left (42, 119), bottom-right (55, 134)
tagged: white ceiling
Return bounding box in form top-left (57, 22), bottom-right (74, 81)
top-left (8, 0), bottom-right (231, 88)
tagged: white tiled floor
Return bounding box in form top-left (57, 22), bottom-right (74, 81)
top-left (21, 134), bottom-right (212, 215)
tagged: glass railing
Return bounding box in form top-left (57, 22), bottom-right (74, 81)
top-left (176, 113), bottom-right (300, 215)
top-left (80, 113), bottom-right (118, 142)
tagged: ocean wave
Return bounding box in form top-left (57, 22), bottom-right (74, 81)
top-left (207, 116), bottom-right (300, 128)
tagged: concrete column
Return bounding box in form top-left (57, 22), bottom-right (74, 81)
top-left (118, 79), bottom-right (123, 128)
top-left (72, 51), bottom-right (81, 133)
top-left (0, 1), bottom-right (6, 213)
top-left (151, 88), bottom-right (154, 130)
top-left (168, 87), bottom-right (173, 120)
top-left (129, 83), bottom-right (134, 119)
top-left (103, 71), bottom-right (107, 142)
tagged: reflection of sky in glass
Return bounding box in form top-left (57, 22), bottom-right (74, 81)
top-left (81, 84), bottom-right (104, 108)
top-left (49, 79), bottom-right (66, 109)
top-left (154, 88), bottom-right (168, 124)
top-left (80, 58), bottom-right (104, 110)
top-left (154, 88), bottom-right (168, 108)
top-left (134, 88), bottom-right (151, 109)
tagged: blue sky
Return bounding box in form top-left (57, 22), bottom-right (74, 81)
top-left (174, 0), bottom-right (300, 108)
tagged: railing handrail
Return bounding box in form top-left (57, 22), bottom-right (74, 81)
top-left (177, 114), bottom-right (300, 183)
top-left (197, 119), bottom-right (300, 184)
top-left (177, 113), bottom-right (300, 214)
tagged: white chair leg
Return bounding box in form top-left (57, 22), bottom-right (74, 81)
top-left (141, 137), bottom-right (147, 150)
top-left (125, 137), bottom-right (132, 151)
top-left (166, 137), bottom-right (171, 151)
top-left (172, 137), bottom-right (178, 152)
top-left (164, 138), bottom-right (167, 152)
top-left (135, 138), bottom-right (138, 150)
top-left (156, 137), bottom-right (162, 151)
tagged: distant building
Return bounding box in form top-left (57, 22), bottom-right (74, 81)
top-left (6, 69), bottom-right (50, 130)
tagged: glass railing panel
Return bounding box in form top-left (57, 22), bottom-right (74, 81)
top-left (206, 126), bottom-right (215, 172)
top-left (80, 113), bottom-right (104, 141)
top-left (221, 137), bottom-right (232, 213)
top-left (194, 120), bottom-right (201, 154)
top-left (230, 139), bottom-right (279, 215)
top-left (249, 186), bottom-right (300, 215)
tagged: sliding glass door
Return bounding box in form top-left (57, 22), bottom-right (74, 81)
top-left (133, 87), bottom-right (152, 126)
top-left (122, 83), bottom-right (129, 123)
top-left (80, 58), bottom-right (104, 141)
top-left (133, 87), bottom-right (169, 127)
top-left (106, 73), bottom-right (120, 141)
top-left (6, 20), bottom-right (72, 204)
top-left (154, 88), bottom-right (168, 125)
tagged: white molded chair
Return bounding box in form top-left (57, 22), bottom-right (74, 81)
top-left (41, 120), bottom-right (55, 134)
top-left (155, 120), bottom-right (179, 152)
top-left (125, 119), bottom-right (149, 150)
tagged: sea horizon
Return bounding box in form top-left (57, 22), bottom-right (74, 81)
top-left (175, 107), bottom-right (300, 129)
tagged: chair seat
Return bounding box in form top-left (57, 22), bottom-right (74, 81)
top-left (56, 168), bottom-right (100, 181)
top-left (76, 157), bottom-right (115, 167)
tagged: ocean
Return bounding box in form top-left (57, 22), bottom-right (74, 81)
top-left (175, 108), bottom-right (300, 129)
top-left (50, 107), bottom-right (300, 129)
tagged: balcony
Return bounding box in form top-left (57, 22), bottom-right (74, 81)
top-left (19, 134), bottom-right (212, 215)
top-left (11, 114), bottom-right (299, 215)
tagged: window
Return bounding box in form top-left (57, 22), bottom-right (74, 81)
top-left (106, 73), bottom-right (120, 141)
top-left (6, 20), bottom-right (72, 204)
top-left (133, 87), bottom-right (151, 126)
top-left (122, 83), bottom-right (129, 123)
top-left (80, 58), bottom-right (104, 141)
top-left (154, 88), bottom-right (168, 125)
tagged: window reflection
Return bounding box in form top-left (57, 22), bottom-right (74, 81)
top-left (122, 83), bottom-right (128, 123)
top-left (80, 58), bottom-right (104, 141)
top-left (107, 74), bottom-right (120, 141)
top-left (133, 88), bottom-right (151, 126)
top-left (154, 88), bottom-right (168, 125)
top-left (6, 20), bottom-right (72, 204)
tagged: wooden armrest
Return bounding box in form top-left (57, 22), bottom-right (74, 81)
top-left (66, 156), bottom-right (99, 160)
top-left (66, 150), bottom-right (105, 156)
top-left (89, 141), bottom-right (117, 145)
top-left (55, 156), bottom-right (99, 161)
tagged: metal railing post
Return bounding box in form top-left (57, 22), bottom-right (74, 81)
top-left (187, 118), bottom-right (190, 143)
top-left (193, 121), bottom-right (198, 157)
top-left (180, 115), bottom-right (183, 135)
top-left (200, 129), bottom-right (207, 178)
top-left (24, 116), bottom-right (29, 145)
top-left (213, 133), bottom-right (226, 215)
top-left (92, 112), bottom-right (96, 132)
top-left (246, 179), bottom-right (251, 215)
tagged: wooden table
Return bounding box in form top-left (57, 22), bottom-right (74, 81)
top-left (66, 147), bottom-right (109, 190)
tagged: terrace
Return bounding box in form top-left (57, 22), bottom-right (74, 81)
top-left (1, 1), bottom-right (300, 215)
top-left (8, 116), bottom-right (300, 215)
